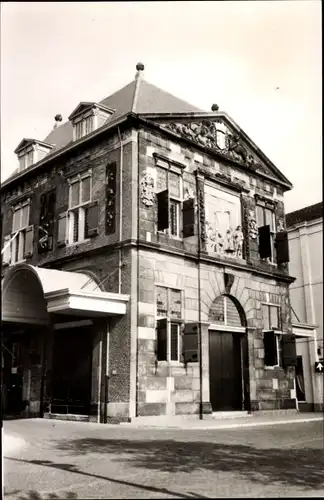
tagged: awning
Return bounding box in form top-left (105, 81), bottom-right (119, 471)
top-left (2, 264), bottom-right (129, 324)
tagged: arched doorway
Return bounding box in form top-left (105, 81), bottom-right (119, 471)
top-left (208, 294), bottom-right (249, 412)
top-left (2, 264), bottom-right (50, 418)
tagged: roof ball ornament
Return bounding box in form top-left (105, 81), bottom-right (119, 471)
top-left (136, 62), bottom-right (145, 71)
top-left (54, 114), bottom-right (63, 122)
top-left (211, 104), bottom-right (219, 112)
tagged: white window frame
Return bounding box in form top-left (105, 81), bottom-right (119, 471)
top-left (262, 302), bottom-right (283, 368)
top-left (67, 171), bottom-right (92, 245)
top-left (11, 199), bottom-right (31, 264)
top-left (73, 113), bottom-right (95, 140)
top-left (156, 285), bottom-right (183, 362)
top-left (156, 161), bottom-right (183, 239)
top-left (256, 202), bottom-right (276, 264)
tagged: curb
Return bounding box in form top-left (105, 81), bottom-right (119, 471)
top-left (120, 416), bottom-right (323, 430)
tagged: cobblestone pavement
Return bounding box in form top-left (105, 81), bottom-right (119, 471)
top-left (3, 417), bottom-right (324, 499)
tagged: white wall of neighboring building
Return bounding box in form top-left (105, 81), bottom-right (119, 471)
top-left (288, 216), bottom-right (323, 410)
top-left (288, 217), bottom-right (323, 348)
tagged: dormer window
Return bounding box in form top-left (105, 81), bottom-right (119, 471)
top-left (69, 102), bottom-right (114, 142)
top-left (14, 139), bottom-right (53, 172)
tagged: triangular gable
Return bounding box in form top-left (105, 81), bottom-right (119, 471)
top-left (141, 112), bottom-right (292, 189)
top-left (14, 138), bottom-right (53, 154)
top-left (68, 102), bottom-right (114, 121)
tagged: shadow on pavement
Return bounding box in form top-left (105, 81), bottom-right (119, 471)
top-left (5, 457), bottom-right (198, 499)
top-left (50, 437), bottom-right (324, 490)
top-left (15, 493), bottom-right (77, 500)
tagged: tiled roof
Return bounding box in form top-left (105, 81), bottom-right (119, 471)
top-left (285, 202), bottom-right (323, 227)
top-left (3, 75), bottom-right (203, 185)
top-left (44, 77), bottom-right (204, 155)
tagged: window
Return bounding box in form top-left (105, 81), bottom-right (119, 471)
top-left (10, 200), bottom-right (33, 264)
top-left (156, 159), bottom-right (183, 237)
top-left (256, 203), bottom-right (276, 262)
top-left (18, 150), bottom-right (34, 172)
top-left (74, 115), bottom-right (94, 140)
top-left (262, 303), bottom-right (282, 367)
top-left (67, 173), bottom-right (93, 244)
top-left (156, 286), bottom-right (182, 362)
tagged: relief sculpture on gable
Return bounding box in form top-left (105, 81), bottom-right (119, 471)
top-left (163, 120), bottom-right (265, 172)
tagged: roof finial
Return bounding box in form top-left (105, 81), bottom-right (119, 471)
top-left (135, 62), bottom-right (145, 79)
top-left (211, 104), bottom-right (219, 112)
top-left (54, 114), bottom-right (63, 129)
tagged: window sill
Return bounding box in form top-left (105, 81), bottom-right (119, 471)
top-left (157, 360), bottom-right (184, 367)
top-left (264, 365), bottom-right (282, 370)
top-left (66, 238), bottom-right (91, 248)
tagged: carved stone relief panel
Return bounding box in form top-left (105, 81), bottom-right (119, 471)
top-left (162, 119), bottom-right (267, 173)
top-left (204, 184), bottom-right (244, 260)
top-left (140, 170), bottom-right (156, 207)
top-left (247, 209), bottom-right (259, 240)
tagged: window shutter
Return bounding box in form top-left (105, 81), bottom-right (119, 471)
top-left (157, 189), bottom-right (169, 231)
top-left (105, 162), bottom-right (117, 235)
top-left (282, 333), bottom-right (297, 368)
top-left (38, 190), bottom-right (56, 253)
top-left (23, 225), bottom-right (34, 258)
top-left (275, 230), bottom-right (290, 264)
top-left (182, 198), bottom-right (195, 238)
top-left (156, 318), bottom-right (168, 361)
top-left (264, 331), bottom-right (276, 366)
top-left (183, 323), bottom-right (198, 363)
top-left (258, 225), bottom-right (272, 259)
top-left (57, 212), bottom-right (67, 247)
top-left (85, 201), bottom-right (99, 238)
top-left (2, 234), bottom-right (12, 265)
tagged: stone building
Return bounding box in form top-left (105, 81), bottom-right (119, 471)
top-left (286, 202), bottom-right (323, 412)
top-left (1, 64), bottom-right (298, 423)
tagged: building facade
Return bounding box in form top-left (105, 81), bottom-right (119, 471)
top-left (1, 64), bottom-right (299, 423)
top-left (286, 203), bottom-right (323, 412)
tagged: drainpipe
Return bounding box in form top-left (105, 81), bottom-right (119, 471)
top-left (104, 319), bottom-right (110, 423)
top-left (195, 171), bottom-right (203, 420)
top-left (135, 129), bottom-right (140, 417)
top-left (117, 127), bottom-right (123, 294)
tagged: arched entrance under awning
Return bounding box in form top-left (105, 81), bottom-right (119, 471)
top-left (2, 264), bottom-right (129, 420)
top-left (2, 264), bottom-right (50, 418)
top-left (208, 294), bottom-right (250, 412)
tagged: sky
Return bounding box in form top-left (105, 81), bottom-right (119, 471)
top-left (1, 1), bottom-right (322, 213)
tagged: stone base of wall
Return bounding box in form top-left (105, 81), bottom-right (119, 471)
top-left (44, 413), bottom-right (90, 422)
top-left (251, 398), bottom-right (297, 411)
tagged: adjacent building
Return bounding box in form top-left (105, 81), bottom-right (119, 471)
top-left (1, 64), bottom-right (301, 423)
top-left (286, 202), bottom-right (323, 412)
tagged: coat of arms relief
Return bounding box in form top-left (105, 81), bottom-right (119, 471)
top-left (162, 119), bottom-right (266, 173)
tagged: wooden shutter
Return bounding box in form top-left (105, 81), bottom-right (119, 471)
top-left (85, 201), bottom-right (99, 238)
top-left (282, 333), bottom-right (297, 367)
top-left (2, 234), bottom-right (12, 265)
top-left (157, 190), bottom-right (169, 231)
top-left (183, 323), bottom-right (198, 363)
top-left (258, 225), bottom-right (272, 259)
top-left (106, 162), bottom-right (117, 235)
top-left (275, 230), bottom-right (290, 264)
top-left (263, 331), bottom-right (276, 366)
top-left (38, 190), bottom-right (56, 253)
top-left (182, 198), bottom-right (195, 238)
top-left (156, 318), bottom-right (168, 361)
top-left (23, 225), bottom-right (34, 258)
top-left (57, 212), bottom-right (67, 247)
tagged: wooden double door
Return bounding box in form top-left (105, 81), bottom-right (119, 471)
top-left (209, 330), bottom-right (247, 411)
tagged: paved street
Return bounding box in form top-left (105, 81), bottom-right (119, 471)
top-left (3, 417), bottom-right (324, 499)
